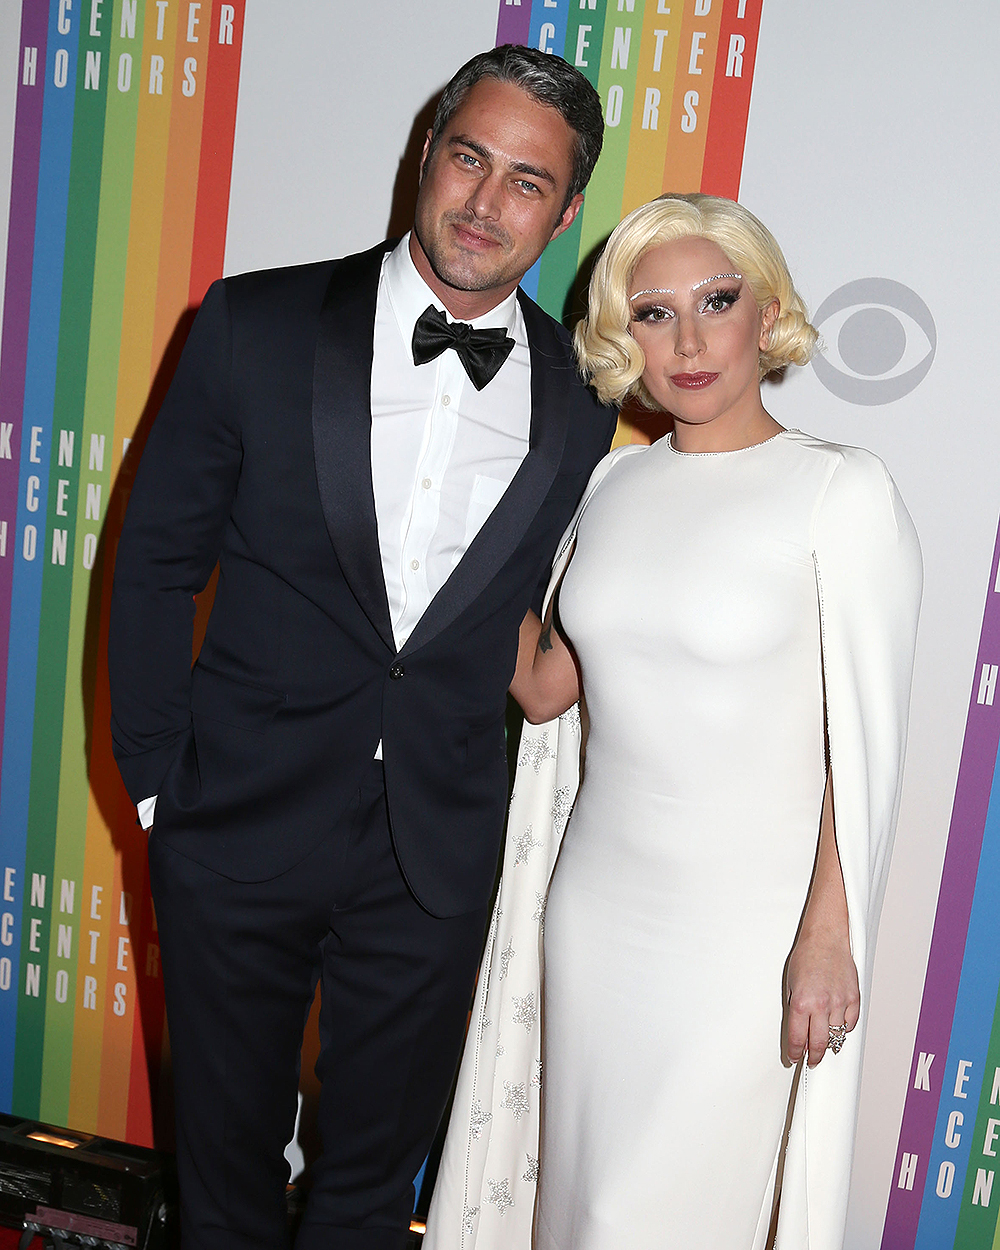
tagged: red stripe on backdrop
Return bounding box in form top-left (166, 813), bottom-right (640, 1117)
top-left (700, 0), bottom-right (764, 198)
top-left (189, 1), bottom-right (247, 305)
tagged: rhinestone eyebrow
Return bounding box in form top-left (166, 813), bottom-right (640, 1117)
top-left (691, 273), bottom-right (742, 291)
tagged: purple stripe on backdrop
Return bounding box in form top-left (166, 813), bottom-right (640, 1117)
top-left (0, 0), bottom-right (47, 781)
top-left (496, 0), bottom-right (531, 47)
top-left (881, 522), bottom-right (1000, 1248)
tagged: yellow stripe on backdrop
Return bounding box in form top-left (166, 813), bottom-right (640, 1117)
top-left (621, 0), bottom-right (682, 212)
top-left (68, 0), bottom-right (182, 1134)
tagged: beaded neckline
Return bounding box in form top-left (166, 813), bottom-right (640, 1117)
top-left (664, 429), bottom-right (792, 457)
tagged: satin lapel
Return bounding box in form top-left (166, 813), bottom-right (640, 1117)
top-left (400, 293), bottom-right (571, 656)
top-left (312, 242), bottom-right (396, 652)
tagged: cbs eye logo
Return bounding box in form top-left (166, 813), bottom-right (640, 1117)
top-left (811, 278), bottom-right (936, 406)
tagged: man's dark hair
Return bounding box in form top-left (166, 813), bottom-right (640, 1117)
top-left (428, 45), bottom-right (605, 206)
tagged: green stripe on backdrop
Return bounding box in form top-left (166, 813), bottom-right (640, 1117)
top-left (576, 1), bottom-right (643, 268)
top-left (535, 2), bottom-right (608, 325)
top-left (41, 5), bottom-right (142, 1126)
top-left (14, 13), bottom-right (113, 1116)
top-left (953, 981), bottom-right (1000, 1246)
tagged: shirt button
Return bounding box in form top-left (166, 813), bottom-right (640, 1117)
top-left (442, 394), bottom-right (451, 407)
top-left (389, 663), bottom-right (405, 680)
top-left (422, 477), bottom-right (432, 490)
top-left (410, 558), bottom-right (420, 571)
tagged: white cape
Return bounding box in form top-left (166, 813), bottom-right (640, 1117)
top-left (423, 437), bottom-right (921, 1250)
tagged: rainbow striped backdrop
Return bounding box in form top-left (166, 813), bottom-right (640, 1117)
top-left (0, 0), bottom-right (764, 1149)
top-left (883, 522), bottom-right (1000, 1246)
top-left (497, 0), bottom-right (763, 348)
top-left (0, 0), bottom-right (244, 1145)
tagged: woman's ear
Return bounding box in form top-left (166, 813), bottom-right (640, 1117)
top-left (759, 299), bottom-right (780, 350)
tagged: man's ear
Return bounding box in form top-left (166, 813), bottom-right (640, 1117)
top-left (550, 193), bottom-right (584, 242)
top-left (417, 129), bottom-right (433, 183)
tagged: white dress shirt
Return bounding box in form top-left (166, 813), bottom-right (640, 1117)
top-left (139, 235), bottom-right (532, 826)
top-left (371, 235), bottom-right (531, 651)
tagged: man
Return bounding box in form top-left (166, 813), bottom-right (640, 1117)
top-left (109, 45), bottom-right (614, 1250)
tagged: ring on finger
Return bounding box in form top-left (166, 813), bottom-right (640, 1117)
top-left (828, 1023), bottom-right (848, 1054)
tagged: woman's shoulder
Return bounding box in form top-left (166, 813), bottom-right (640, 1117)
top-left (780, 429), bottom-right (899, 495)
top-left (583, 440), bottom-right (650, 494)
top-left (781, 428), bottom-right (887, 469)
top-left (781, 432), bottom-right (915, 555)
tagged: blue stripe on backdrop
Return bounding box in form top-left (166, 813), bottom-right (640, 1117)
top-left (913, 748), bottom-right (1000, 1248)
top-left (0, 0), bottom-right (78, 1108)
top-left (517, 0), bottom-right (571, 305)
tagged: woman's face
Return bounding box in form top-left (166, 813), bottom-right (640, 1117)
top-left (627, 236), bottom-right (778, 435)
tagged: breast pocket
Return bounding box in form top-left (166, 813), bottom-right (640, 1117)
top-left (453, 474), bottom-right (510, 567)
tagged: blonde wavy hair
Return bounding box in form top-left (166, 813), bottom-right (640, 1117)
top-left (574, 194), bottom-right (818, 408)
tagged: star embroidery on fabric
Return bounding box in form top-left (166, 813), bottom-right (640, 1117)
top-left (522, 1154), bottom-right (539, 1184)
top-left (470, 1100), bottom-right (493, 1141)
top-left (462, 1205), bottom-right (479, 1235)
top-left (499, 940), bottom-right (515, 981)
top-left (551, 785), bottom-right (574, 836)
top-left (532, 892), bottom-right (547, 926)
top-left (513, 826), bottom-right (543, 868)
top-left (512, 992), bottom-right (536, 1031)
top-left (531, 1058), bottom-right (543, 1088)
top-left (496, 1043), bottom-right (505, 1057)
top-left (501, 1081), bottom-right (530, 1121)
top-left (559, 703), bottom-right (581, 730)
top-left (519, 731), bottom-right (556, 774)
top-left (487, 1177), bottom-right (515, 1215)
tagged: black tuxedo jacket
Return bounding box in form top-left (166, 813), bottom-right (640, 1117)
top-left (108, 241), bottom-right (616, 917)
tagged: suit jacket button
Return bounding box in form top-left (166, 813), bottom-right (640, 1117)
top-left (389, 663), bottom-right (405, 680)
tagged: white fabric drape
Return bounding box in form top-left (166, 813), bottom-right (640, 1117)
top-left (423, 436), bottom-right (921, 1250)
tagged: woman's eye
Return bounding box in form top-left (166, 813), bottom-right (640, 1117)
top-left (703, 288), bottom-right (740, 313)
top-left (633, 306), bottom-right (671, 323)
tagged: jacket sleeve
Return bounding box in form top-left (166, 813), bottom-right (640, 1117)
top-left (108, 278), bottom-right (243, 805)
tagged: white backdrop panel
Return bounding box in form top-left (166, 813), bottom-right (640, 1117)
top-left (741, 5), bottom-right (1000, 1244)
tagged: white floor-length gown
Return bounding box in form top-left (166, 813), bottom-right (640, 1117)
top-left (424, 429), bottom-right (921, 1250)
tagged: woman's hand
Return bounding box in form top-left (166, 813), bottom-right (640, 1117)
top-left (784, 923), bottom-right (860, 1068)
top-left (783, 770), bottom-right (860, 1068)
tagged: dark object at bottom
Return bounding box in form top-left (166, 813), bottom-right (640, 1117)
top-left (0, 1114), bottom-right (173, 1249)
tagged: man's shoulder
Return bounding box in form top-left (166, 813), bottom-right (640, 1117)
top-left (515, 288), bottom-right (574, 351)
top-left (219, 240), bottom-right (396, 312)
top-left (516, 290), bottom-right (614, 429)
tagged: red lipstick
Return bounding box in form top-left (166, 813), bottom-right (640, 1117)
top-left (670, 372), bottom-right (719, 389)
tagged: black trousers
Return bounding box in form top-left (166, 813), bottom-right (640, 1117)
top-left (148, 762), bottom-right (491, 1249)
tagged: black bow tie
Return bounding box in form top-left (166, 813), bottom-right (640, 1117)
top-left (411, 305), bottom-right (515, 391)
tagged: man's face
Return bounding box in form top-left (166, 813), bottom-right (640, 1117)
top-left (411, 77), bottom-right (584, 317)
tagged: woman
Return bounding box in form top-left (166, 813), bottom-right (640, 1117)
top-left (423, 194), bottom-right (921, 1250)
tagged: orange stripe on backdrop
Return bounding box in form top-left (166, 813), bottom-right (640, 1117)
top-left (700, 0), bottom-right (763, 198)
top-left (69, 0), bottom-right (183, 1134)
top-left (661, 0), bottom-right (724, 193)
top-left (621, 2), bottom-right (682, 213)
top-left (97, 854), bottom-right (134, 1140)
top-left (189, 1), bottom-right (246, 304)
top-left (150, 0), bottom-right (214, 379)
